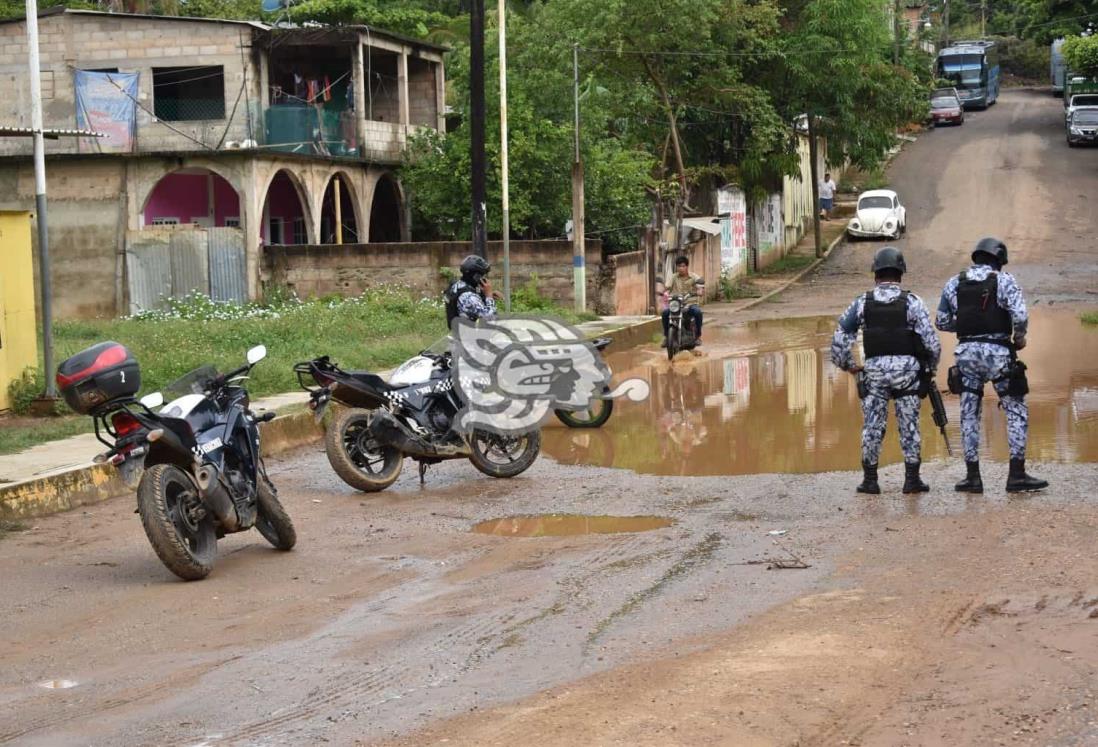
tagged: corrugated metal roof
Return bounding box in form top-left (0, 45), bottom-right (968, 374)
top-left (0, 126), bottom-right (106, 139)
top-left (683, 217), bottom-right (722, 236)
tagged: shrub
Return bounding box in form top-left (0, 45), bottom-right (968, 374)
top-left (6, 367), bottom-right (44, 415)
top-left (992, 36), bottom-right (1050, 80)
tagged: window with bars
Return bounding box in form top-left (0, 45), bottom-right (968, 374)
top-left (153, 66), bottom-right (225, 122)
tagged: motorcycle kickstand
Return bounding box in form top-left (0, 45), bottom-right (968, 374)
top-left (418, 461), bottom-right (429, 485)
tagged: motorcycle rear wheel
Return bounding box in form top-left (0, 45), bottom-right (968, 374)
top-left (468, 428), bottom-right (541, 478)
top-left (137, 464), bottom-right (217, 581)
top-left (326, 408), bottom-right (403, 492)
top-left (255, 474), bottom-right (297, 551)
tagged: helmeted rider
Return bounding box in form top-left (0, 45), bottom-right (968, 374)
top-left (936, 237), bottom-right (1048, 493)
top-left (831, 246), bottom-right (940, 494)
top-left (445, 255), bottom-right (502, 328)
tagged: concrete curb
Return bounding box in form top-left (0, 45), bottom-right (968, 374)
top-left (0, 317), bottom-right (662, 521)
top-left (735, 232), bottom-right (845, 313)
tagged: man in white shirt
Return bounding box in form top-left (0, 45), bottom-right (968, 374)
top-left (819, 172), bottom-right (837, 221)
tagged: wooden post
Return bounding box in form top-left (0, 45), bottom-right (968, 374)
top-left (334, 177), bottom-right (343, 245)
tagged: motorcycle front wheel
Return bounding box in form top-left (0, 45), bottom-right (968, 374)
top-left (255, 474), bottom-right (297, 551)
top-left (554, 393), bottom-right (614, 429)
top-left (468, 428), bottom-right (541, 478)
top-left (326, 408), bottom-right (404, 492)
top-left (667, 326), bottom-right (680, 360)
top-left (137, 463), bottom-right (217, 581)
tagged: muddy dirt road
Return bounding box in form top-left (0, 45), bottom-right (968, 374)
top-left (1, 90), bottom-right (1097, 746)
top-left (734, 88), bottom-right (1098, 323)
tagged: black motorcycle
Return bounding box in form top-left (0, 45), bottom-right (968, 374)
top-left (295, 346), bottom-right (541, 492)
top-left (553, 336), bottom-right (614, 428)
top-left (665, 294), bottom-right (699, 360)
top-left (57, 342), bottom-right (296, 581)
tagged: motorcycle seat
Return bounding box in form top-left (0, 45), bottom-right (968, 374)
top-left (344, 370), bottom-right (398, 392)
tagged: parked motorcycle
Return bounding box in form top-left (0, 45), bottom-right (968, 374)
top-left (295, 344), bottom-right (541, 492)
top-left (553, 336), bottom-right (614, 428)
top-left (56, 342), bottom-right (296, 581)
top-left (665, 294), bottom-right (699, 360)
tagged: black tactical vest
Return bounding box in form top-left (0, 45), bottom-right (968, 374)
top-left (863, 291), bottom-right (918, 358)
top-left (445, 280), bottom-right (478, 328)
top-left (955, 272), bottom-right (1012, 342)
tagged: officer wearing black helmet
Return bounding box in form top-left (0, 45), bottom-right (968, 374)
top-left (444, 255), bottom-right (502, 328)
top-left (936, 237), bottom-right (1048, 493)
top-left (831, 246), bottom-right (941, 494)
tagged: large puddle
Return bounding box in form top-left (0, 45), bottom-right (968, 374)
top-left (472, 515), bottom-right (674, 537)
top-left (543, 308), bottom-right (1098, 475)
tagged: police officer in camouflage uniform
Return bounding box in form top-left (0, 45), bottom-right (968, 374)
top-left (832, 247), bottom-right (941, 494)
top-left (936, 237), bottom-right (1048, 493)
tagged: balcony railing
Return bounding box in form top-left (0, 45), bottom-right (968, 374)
top-left (264, 104), bottom-right (358, 157)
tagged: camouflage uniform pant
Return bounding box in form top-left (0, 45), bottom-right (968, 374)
top-left (860, 366), bottom-right (922, 465)
top-left (956, 345), bottom-right (1027, 462)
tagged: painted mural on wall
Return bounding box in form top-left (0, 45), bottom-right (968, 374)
top-left (75, 70), bottom-right (138, 153)
top-left (717, 186), bottom-right (747, 271)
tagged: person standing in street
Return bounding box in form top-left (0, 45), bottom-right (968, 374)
top-left (936, 238), bottom-right (1048, 493)
top-left (831, 247), bottom-right (940, 494)
top-left (819, 172), bottom-right (838, 221)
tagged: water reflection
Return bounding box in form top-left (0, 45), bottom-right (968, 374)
top-left (543, 309), bottom-right (1098, 476)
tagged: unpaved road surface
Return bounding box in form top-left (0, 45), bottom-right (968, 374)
top-left (2, 90), bottom-right (1097, 746)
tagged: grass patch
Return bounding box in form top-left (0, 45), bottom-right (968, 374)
top-left (0, 416), bottom-right (93, 456)
top-left (757, 253), bottom-right (815, 276)
top-left (720, 277), bottom-right (763, 300)
top-left (1082, 312), bottom-right (1098, 326)
top-left (2, 284), bottom-right (599, 454)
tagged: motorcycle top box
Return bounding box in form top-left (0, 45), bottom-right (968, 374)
top-left (56, 341), bottom-right (141, 414)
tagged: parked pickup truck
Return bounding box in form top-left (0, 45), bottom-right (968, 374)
top-left (1064, 73), bottom-right (1098, 112)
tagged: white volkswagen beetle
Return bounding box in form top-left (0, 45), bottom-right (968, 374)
top-left (847, 189), bottom-right (906, 240)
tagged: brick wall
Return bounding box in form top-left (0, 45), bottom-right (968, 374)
top-left (262, 240), bottom-right (603, 309)
top-left (0, 13), bottom-right (258, 157)
top-left (407, 58), bottom-right (437, 128)
top-left (596, 250), bottom-right (649, 316)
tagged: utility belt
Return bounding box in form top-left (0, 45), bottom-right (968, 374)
top-left (946, 344), bottom-right (1028, 398)
top-left (855, 370), bottom-right (928, 400)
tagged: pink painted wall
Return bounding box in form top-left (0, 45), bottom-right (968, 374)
top-left (143, 171), bottom-right (240, 227)
top-left (262, 171), bottom-right (307, 244)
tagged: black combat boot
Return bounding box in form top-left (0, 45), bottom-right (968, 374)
top-left (856, 462), bottom-right (880, 494)
top-left (954, 460), bottom-right (983, 493)
top-left (1006, 458), bottom-right (1049, 493)
top-left (902, 461), bottom-right (930, 493)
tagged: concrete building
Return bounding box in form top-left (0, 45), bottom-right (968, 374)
top-left (0, 8), bottom-right (446, 317)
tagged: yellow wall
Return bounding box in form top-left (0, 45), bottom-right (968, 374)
top-left (0, 211), bottom-right (38, 412)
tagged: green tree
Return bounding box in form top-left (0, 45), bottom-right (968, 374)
top-left (1062, 33), bottom-right (1098, 73)
top-left (773, 0), bottom-right (927, 255)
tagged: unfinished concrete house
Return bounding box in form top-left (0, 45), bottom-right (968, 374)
top-left (0, 8), bottom-right (446, 317)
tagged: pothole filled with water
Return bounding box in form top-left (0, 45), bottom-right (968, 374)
top-left (472, 514), bottom-right (674, 537)
top-left (543, 308), bottom-right (1098, 475)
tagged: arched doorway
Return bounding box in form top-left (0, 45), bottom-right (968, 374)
top-left (320, 173), bottom-right (360, 244)
top-left (142, 168), bottom-right (240, 228)
top-left (261, 170), bottom-right (311, 245)
top-left (369, 174), bottom-right (403, 243)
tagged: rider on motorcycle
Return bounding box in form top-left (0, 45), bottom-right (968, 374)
top-left (445, 255), bottom-right (503, 328)
top-left (661, 255), bottom-right (705, 347)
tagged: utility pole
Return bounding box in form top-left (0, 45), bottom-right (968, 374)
top-left (893, 0), bottom-right (901, 65)
top-left (24, 0), bottom-right (56, 398)
top-left (806, 114), bottom-right (823, 259)
top-left (944, 0), bottom-right (950, 47)
top-left (980, 0), bottom-right (986, 37)
top-left (470, 0), bottom-right (487, 258)
top-left (571, 43), bottom-right (586, 314)
top-left (498, 0), bottom-right (511, 310)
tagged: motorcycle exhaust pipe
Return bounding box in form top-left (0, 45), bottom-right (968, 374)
top-left (195, 464), bottom-right (240, 531)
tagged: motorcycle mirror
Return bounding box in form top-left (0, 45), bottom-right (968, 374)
top-left (247, 345), bottom-right (267, 365)
top-left (140, 392), bottom-right (164, 409)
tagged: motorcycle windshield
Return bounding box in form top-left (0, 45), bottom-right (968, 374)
top-left (424, 335), bottom-right (452, 356)
top-left (164, 365), bottom-right (220, 399)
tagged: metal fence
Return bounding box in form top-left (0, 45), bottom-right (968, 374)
top-left (127, 227), bottom-right (246, 313)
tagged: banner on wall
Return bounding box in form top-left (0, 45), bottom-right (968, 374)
top-left (75, 70), bottom-right (139, 153)
top-left (717, 186), bottom-right (747, 270)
